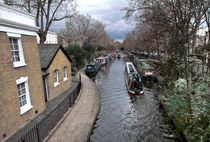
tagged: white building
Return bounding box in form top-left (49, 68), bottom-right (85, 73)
top-left (37, 31), bottom-right (58, 44)
top-left (196, 27), bottom-right (209, 47)
top-left (0, 3), bottom-right (39, 37)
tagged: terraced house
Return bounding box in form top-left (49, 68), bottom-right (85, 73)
top-left (0, 3), bottom-right (46, 141)
top-left (38, 44), bottom-right (72, 102)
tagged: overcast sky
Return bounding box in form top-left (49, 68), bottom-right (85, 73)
top-left (51, 0), bottom-right (134, 42)
top-left (77, 0), bottom-right (134, 42)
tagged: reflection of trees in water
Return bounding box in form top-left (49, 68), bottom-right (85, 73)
top-left (100, 66), bottom-right (106, 72)
top-left (95, 72), bottom-right (103, 89)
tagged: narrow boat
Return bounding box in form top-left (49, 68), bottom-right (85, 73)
top-left (97, 57), bottom-right (106, 67)
top-left (135, 58), bottom-right (157, 83)
top-left (125, 62), bottom-right (144, 96)
top-left (117, 54), bottom-right (121, 58)
top-left (85, 61), bottom-right (101, 77)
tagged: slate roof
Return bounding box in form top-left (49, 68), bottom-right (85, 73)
top-left (38, 44), bottom-right (71, 70)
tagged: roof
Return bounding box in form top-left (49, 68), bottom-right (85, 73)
top-left (38, 44), bottom-right (71, 70)
top-left (0, 3), bottom-right (39, 33)
top-left (87, 62), bottom-right (97, 66)
top-left (97, 57), bottom-right (105, 60)
top-left (126, 62), bottom-right (138, 74)
top-left (138, 59), bottom-right (154, 70)
top-left (138, 59), bottom-right (148, 62)
top-left (42, 71), bottom-right (49, 76)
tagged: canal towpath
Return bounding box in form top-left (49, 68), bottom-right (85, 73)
top-left (44, 72), bottom-right (100, 142)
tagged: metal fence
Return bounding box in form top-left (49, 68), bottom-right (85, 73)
top-left (5, 79), bottom-right (81, 142)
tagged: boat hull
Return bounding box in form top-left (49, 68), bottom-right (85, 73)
top-left (100, 63), bottom-right (105, 67)
top-left (86, 71), bottom-right (98, 78)
top-left (128, 89), bottom-right (144, 96)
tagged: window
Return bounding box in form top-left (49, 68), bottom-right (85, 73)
top-left (63, 66), bottom-right (68, 81)
top-left (53, 69), bottom-right (60, 87)
top-left (10, 38), bottom-right (20, 62)
top-left (16, 77), bottom-right (33, 115)
top-left (17, 83), bottom-right (27, 107)
top-left (8, 33), bottom-right (26, 68)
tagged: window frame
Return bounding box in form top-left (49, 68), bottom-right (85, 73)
top-left (63, 66), bottom-right (68, 81)
top-left (8, 33), bottom-right (27, 68)
top-left (16, 77), bottom-right (33, 115)
top-left (53, 69), bottom-right (60, 87)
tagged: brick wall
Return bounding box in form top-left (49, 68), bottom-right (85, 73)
top-left (0, 32), bottom-right (46, 141)
top-left (47, 49), bottom-right (72, 100)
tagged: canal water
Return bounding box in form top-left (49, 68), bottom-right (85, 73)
top-left (90, 54), bottom-right (175, 142)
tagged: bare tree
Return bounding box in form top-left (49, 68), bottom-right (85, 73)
top-left (5, 0), bottom-right (76, 44)
top-left (124, 0), bottom-right (209, 116)
top-left (60, 14), bottom-right (105, 46)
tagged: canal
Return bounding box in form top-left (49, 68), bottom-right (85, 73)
top-left (89, 54), bottom-right (176, 142)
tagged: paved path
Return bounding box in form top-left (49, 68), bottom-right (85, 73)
top-left (46, 72), bottom-right (100, 142)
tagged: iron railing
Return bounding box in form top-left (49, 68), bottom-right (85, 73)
top-left (5, 78), bottom-right (81, 142)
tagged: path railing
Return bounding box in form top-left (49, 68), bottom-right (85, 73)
top-left (5, 78), bottom-right (81, 142)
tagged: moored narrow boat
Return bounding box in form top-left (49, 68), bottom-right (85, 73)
top-left (117, 54), bottom-right (121, 58)
top-left (125, 62), bottom-right (144, 96)
top-left (97, 57), bottom-right (106, 67)
top-left (135, 58), bottom-right (157, 83)
top-left (85, 61), bottom-right (101, 78)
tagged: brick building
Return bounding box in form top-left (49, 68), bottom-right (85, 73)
top-left (38, 44), bottom-right (72, 101)
top-left (0, 3), bottom-right (46, 141)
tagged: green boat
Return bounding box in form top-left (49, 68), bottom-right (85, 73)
top-left (135, 58), bottom-right (157, 82)
top-left (125, 62), bottom-right (144, 96)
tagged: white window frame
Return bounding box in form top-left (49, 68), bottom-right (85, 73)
top-left (63, 66), bottom-right (68, 81)
top-left (7, 33), bottom-right (27, 68)
top-left (16, 77), bottom-right (33, 115)
top-left (53, 69), bottom-right (60, 87)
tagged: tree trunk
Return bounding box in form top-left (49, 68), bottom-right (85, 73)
top-left (4, 0), bottom-right (9, 4)
top-left (39, 32), bottom-right (47, 44)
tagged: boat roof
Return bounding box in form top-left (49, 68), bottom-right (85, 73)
top-left (87, 61), bottom-right (99, 66)
top-left (138, 59), bottom-right (148, 62)
top-left (138, 59), bottom-right (154, 69)
top-left (126, 62), bottom-right (138, 74)
top-left (97, 57), bottom-right (105, 60)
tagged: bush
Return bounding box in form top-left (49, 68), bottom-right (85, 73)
top-left (82, 42), bottom-right (95, 61)
top-left (168, 93), bottom-right (191, 137)
top-left (97, 46), bottom-right (106, 51)
top-left (66, 45), bottom-right (86, 68)
top-left (166, 75), bottom-right (210, 142)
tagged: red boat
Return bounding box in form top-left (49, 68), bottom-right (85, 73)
top-left (97, 57), bottom-right (106, 67)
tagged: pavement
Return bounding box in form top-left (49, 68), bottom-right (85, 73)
top-left (45, 72), bottom-right (100, 142)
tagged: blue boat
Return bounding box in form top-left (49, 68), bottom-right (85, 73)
top-left (85, 62), bottom-right (101, 77)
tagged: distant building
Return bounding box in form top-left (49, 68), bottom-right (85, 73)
top-left (0, 3), bottom-right (46, 141)
top-left (38, 44), bottom-right (72, 101)
top-left (196, 27), bottom-right (209, 47)
top-left (37, 31), bottom-right (58, 44)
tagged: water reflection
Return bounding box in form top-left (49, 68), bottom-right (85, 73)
top-left (90, 55), bottom-right (175, 142)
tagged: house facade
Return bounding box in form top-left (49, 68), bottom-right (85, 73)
top-left (0, 3), bottom-right (46, 141)
top-left (38, 44), bottom-right (72, 101)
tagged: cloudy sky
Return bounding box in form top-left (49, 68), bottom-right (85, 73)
top-left (76, 0), bottom-right (134, 42)
top-left (51, 0), bottom-right (134, 42)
